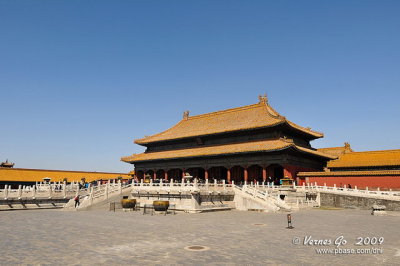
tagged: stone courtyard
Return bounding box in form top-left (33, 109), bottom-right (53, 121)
top-left (1, 209), bottom-right (399, 265)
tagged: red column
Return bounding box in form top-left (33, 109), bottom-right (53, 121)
top-left (227, 168), bottom-right (231, 183)
top-left (153, 171), bottom-right (157, 180)
top-left (283, 165), bottom-right (294, 179)
top-left (244, 167), bottom-right (248, 182)
top-left (262, 167), bottom-right (267, 182)
top-left (164, 171), bottom-right (168, 181)
top-left (205, 169), bottom-right (209, 180)
top-left (182, 169), bottom-right (186, 179)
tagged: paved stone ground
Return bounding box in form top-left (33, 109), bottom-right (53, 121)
top-left (0, 208), bottom-right (399, 265)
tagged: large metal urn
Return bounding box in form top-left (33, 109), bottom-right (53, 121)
top-left (121, 197), bottom-right (136, 209)
top-left (153, 200), bottom-right (169, 212)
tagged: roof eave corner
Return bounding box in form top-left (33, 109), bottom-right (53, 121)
top-left (133, 138), bottom-right (148, 146)
top-left (120, 155), bottom-right (134, 163)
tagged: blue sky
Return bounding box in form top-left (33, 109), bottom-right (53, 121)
top-left (1, 0), bottom-right (399, 173)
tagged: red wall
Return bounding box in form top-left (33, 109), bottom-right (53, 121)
top-left (305, 175), bottom-right (400, 190)
top-left (283, 165), bottom-right (318, 185)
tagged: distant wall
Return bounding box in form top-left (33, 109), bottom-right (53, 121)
top-left (302, 175), bottom-right (400, 190)
top-left (320, 192), bottom-right (400, 211)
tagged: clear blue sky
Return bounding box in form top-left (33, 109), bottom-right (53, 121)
top-left (1, 0), bottom-right (399, 173)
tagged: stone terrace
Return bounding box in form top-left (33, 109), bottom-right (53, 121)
top-left (0, 209), bottom-right (399, 265)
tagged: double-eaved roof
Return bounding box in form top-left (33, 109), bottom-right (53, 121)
top-left (135, 98), bottom-right (323, 145)
top-left (122, 97), bottom-right (333, 163)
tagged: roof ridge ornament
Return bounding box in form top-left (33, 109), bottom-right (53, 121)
top-left (280, 136), bottom-right (294, 143)
top-left (258, 94), bottom-right (268, 104)
top-left (183, 110), bottom-right (190, 120)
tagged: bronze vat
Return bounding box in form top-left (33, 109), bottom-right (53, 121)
top-left (153, 200), bottom-right (169, 211)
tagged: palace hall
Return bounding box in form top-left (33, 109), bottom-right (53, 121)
top-left (122, 95), bottom-right (335, 185)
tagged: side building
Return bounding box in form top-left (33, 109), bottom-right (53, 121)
top-left (298, 147), bottom-right (400, 189)
top-left (122, 95), bottom-right (335, 184)
top-left (0, 163), bottom-right (132, 188)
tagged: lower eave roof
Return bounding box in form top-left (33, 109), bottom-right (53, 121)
top-left (121, 139), bottom-right (335, 163)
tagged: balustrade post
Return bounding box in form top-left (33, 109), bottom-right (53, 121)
top-left (4, 185), bottom-right (8, 199)
top-left (140, 179), bottom-right (143, 187)
top-left (181, 178), bottom-right (184, 187)
top-left (333, 184), bottom-right (337, 190)
top-left (119, 180), bottom-right (122, 194)
top-left (232, 180), bottom-right (235, 187)
top-left (89, 187), bottom-right (94, 205)
top-left (160, 178), bottom-right (163, 187)
top-left (18, 185), bottom-right (22, 199)
top-left (48, 184), bottom-right (52, 199)
top-left (32, 185), bottom-right (36, 199)
top-left (205, 179), bottom-right (209, 190)
top-left (214, 179), bottom-right (217, 188)
top-left (63, 181), bottom-right (67, 198)
top-left (222, 179), bottom-right (226, 190)
top-left (105, 182), bottom-right (109, 199)
top-left (170, 178), bottom-right (173, 187)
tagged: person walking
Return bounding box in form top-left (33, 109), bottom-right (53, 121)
top-left (74, 195), bottom-right (80, 208)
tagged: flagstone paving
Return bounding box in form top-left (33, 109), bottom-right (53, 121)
top-left (0, 209), bottom-right (399, 265)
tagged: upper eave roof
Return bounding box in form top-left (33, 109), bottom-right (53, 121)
top-left (135, 100), bottom-right (323, 145)
top-left (122, 139), bottom-right (335, 163)
top-left (327, 149), bottom-right (400, 168)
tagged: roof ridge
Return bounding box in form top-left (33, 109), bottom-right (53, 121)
top-left (345, 149), bottom-right (400, 154)
top-left (187, 102), bottom-right (274, 120)
top-left (318, 146), bottom-right (346, 150)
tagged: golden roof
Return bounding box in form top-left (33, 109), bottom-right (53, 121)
top-left (327, 149), bottom-right (400, 168)
top-left (317, 142), bottom-right (353, 158)
top-left (122, 139), bottom-right (335, 163)
top-left (0, 168), bottom-right (131, 182)
top-left (298, 170), bottom-right (400, 177)
top-left (135, 98), bottom-right (323, 144)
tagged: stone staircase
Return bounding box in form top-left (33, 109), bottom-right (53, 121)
top-left (64, 182), bottom-right (132, 211)
top-left (233, 185), bottom-right (292, 212)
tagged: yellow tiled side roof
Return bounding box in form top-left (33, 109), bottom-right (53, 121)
top-left (317, 143), bottom-right (353, 158)
top-left (135, 102), bottom-right (323, 144)
top-left (0, 168), bottom-right (131, 182)
top-left (122, 139), bottom-right (335, 163)
top-left (298, 170), bottom-right (400, 177)
top-left (328, 149), bottom-right (400, 168)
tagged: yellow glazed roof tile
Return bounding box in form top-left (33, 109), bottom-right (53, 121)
top-left (317, 143), bottom-right (353, 158)
top-left (298, 170), bottom-right (400, 177)
top-left (135, 100), bottom-right (323, 144)
top-left (0, 168), bottom-right (131, 182)
top-left (122, 139), bottom-right (335, 163)
top-left (327, 149), bottom-right (400, 168)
